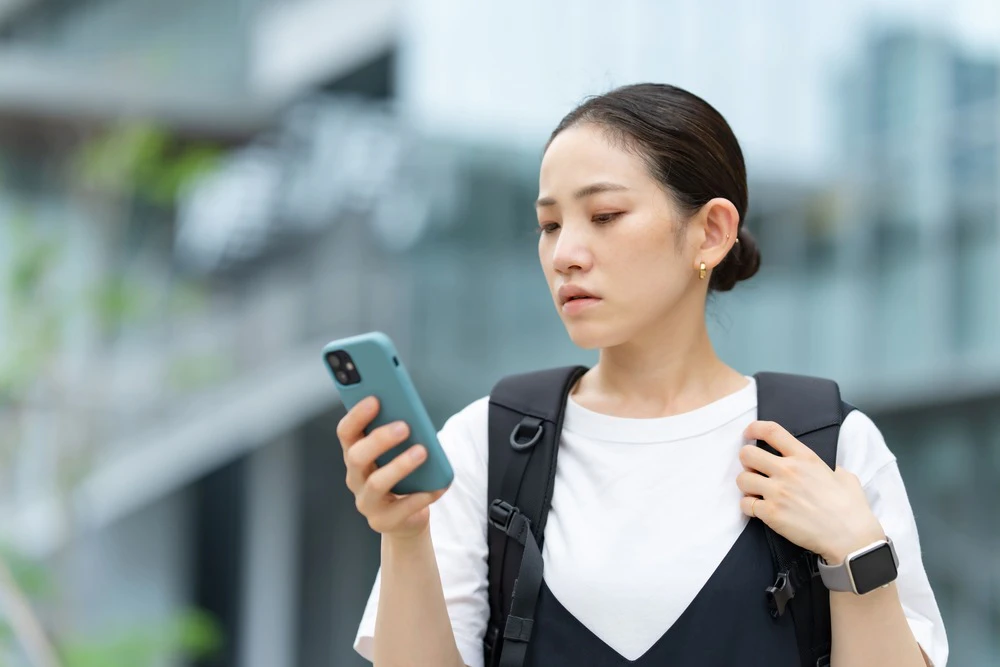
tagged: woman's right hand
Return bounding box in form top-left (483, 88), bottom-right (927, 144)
top-left (338, 396), bottom-right (449, 540)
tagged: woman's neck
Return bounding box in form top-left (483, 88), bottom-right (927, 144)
top-left (572, 319), bottom-right (748, 419)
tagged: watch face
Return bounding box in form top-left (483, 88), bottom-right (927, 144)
top-left (850, 543), bottom-right (899, 595)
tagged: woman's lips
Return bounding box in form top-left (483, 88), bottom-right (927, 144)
top-left (561, 297), bottom-right (602, 315)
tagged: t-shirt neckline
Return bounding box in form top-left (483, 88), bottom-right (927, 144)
top-left (563, 376), bottom-right (757, 444)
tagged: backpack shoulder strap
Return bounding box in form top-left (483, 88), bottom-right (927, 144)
top-left (754, 372), bottom-right (847, 467)
top-left (754, 372), bottom-right (856, 667)
top-left (484, 365), bottom-right (588, 667)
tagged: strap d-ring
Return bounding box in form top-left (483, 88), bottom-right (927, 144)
top-left (509, 417), bottom-right (543, 451)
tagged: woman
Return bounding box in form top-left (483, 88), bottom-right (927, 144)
top-left (339, 84), bottom-right (947, 666)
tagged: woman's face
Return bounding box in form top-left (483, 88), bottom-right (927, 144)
top-left (536, 123), bottom-right (702, 350)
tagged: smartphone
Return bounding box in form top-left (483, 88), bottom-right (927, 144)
top-left (322, 331), bottom-right (453, 495)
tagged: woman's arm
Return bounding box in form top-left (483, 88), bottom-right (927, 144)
top-left (338, 397), bottom-right (474, 667)
top-left (348, 397), bottom-right (494, 666)
top-left (374, 529), bottom-right (468, 667)
top-left (829, 580), bottom-right (930, 666)
top-left (739, 420), bottom-right (940, 666)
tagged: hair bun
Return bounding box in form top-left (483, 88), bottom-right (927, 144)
top-left (710, 227), bottom-right (761, 292)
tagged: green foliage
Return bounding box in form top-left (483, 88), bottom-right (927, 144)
top-left (0, 119), bottom-right (229, 666)
top-left (165, 353), bottom-right (231, 392)
top-left (166, 280), bottom-right (208, 316)
top-left (0, 509), bottom-right (225, 666)
top-left (0, 546), bottom-right (54, 601)
top-left (60, 610), bottom-right (222, 667)
top-left (85, 275), bottom-right (153, 335)
top-left (0, 216), bottom-right (65, 397)
top-left (71, 123), bottom-right (219, 204)
top-left (7, 224), bottom-right (60, 309)
top-left (0, 541), bottom-right (222, 667)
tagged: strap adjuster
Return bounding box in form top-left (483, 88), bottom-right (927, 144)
top-left (766, 570), bottom-right (796, 617)
top-left (503, 614), bottom-right (534, 643)
top-left (489, 499), bottom-right (517, 532)
top-left (488, 499), bottom-right (532, 545)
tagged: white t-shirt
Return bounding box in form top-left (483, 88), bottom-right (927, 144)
top-left (354, 377), bottom-right (948, 666)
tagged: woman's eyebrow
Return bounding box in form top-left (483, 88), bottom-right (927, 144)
top-left (535, 182), bottom-right (629, 208)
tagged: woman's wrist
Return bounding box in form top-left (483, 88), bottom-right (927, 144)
top-left (820, 518), bottom-right (887, 564)
top-left (383, 525), bottom-right (433, 554)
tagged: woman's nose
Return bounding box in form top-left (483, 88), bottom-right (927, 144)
top-left (551, 227), bottom-right (593, 274)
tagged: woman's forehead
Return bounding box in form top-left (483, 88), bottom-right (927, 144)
top-left (540, 125), bottom-right (652, 193)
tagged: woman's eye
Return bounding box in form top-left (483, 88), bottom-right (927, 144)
top-left (537, 222), bottom-right (561, 235)
top-left (592, 212), bottom-right (623, 224)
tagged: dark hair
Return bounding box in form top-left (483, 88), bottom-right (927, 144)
top-left (547, 83), bottom-right (760, 292)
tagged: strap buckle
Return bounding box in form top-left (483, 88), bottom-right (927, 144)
top-left (509, 417), bottom-right (544, 451)
top-left (766, 569), bottom-right (796, 617)
top-left (489, 499), bottom-right (518, 533)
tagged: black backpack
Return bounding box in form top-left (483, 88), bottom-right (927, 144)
top-left (483, 366), bottom-right (854, 667)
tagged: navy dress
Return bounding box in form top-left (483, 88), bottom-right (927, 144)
top-left (523, 518), bottom-right (802, 666)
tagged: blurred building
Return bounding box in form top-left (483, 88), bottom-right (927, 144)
top-left (0, 2), bottom-right (998, 667)
top-left (832, 28), bottom-right (1000, 369)
top-left (0, 0), bottom-right (397, 135)
top-left (824, 29), bottom-right (1000, 664)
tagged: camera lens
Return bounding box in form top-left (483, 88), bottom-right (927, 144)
top-left (336, 370), bottom-right (349, 384)
top-left (328, 354), bottom-right (342, 370)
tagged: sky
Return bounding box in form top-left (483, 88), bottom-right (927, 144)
top-left (399, 0), bottom-right (1000, 181)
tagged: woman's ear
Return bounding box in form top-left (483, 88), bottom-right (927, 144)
top-left (694, 198), bottom-right (740, 271)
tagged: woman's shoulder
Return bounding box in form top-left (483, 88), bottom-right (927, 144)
top-left (750, 371), bottom-right (897, 487)
top-left (438, 395), bottom-right (492, 470)
top-left (441, 395), bottom-right (491, 434)
top-left (836, 409), bottom-right (898, 488)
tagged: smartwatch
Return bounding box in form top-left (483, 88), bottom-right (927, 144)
top-left (817, 537), bottom-right (899, 595)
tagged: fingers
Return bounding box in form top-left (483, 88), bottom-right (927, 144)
top-left (740, 495), bottom-right (769, 520)
top-left (338, 397), bottom-right (448, 538)
top-left (736, 469), bottom-right (773, 498)
top-left (347, 420), bottom-right (411, 470)
top-left (344, 420), bottom-right (411, 493)
top-left (371, 488), bottom-right (448, 533)
top-left (743, 421), bottom-right (808, 458)
top-left (337, 396), bottom-right (380, 452)
top-left (356, 444), bottom-right (427, 512)
top-left (739, 444), bottom-right (782, 477)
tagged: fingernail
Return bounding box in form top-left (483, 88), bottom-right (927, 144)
top-left (394, 422), bottom-right (408, 435)
top-left (410, 446), bottom-right (425, 461)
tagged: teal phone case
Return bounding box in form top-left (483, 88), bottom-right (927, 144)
top-left (322, 332), bottom-right (454, 494)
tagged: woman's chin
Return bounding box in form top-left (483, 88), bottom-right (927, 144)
top-left (564, 321), bottom-right (627, 350)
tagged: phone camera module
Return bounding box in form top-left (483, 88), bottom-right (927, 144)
top-left (328, 350), bottom-right (362, 385)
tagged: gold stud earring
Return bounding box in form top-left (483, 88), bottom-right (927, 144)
top-left (699, 262), bottom-right (707, 280)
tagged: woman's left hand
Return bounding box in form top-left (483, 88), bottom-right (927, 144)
top-left (737, 420), bottom-right (887, 564)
